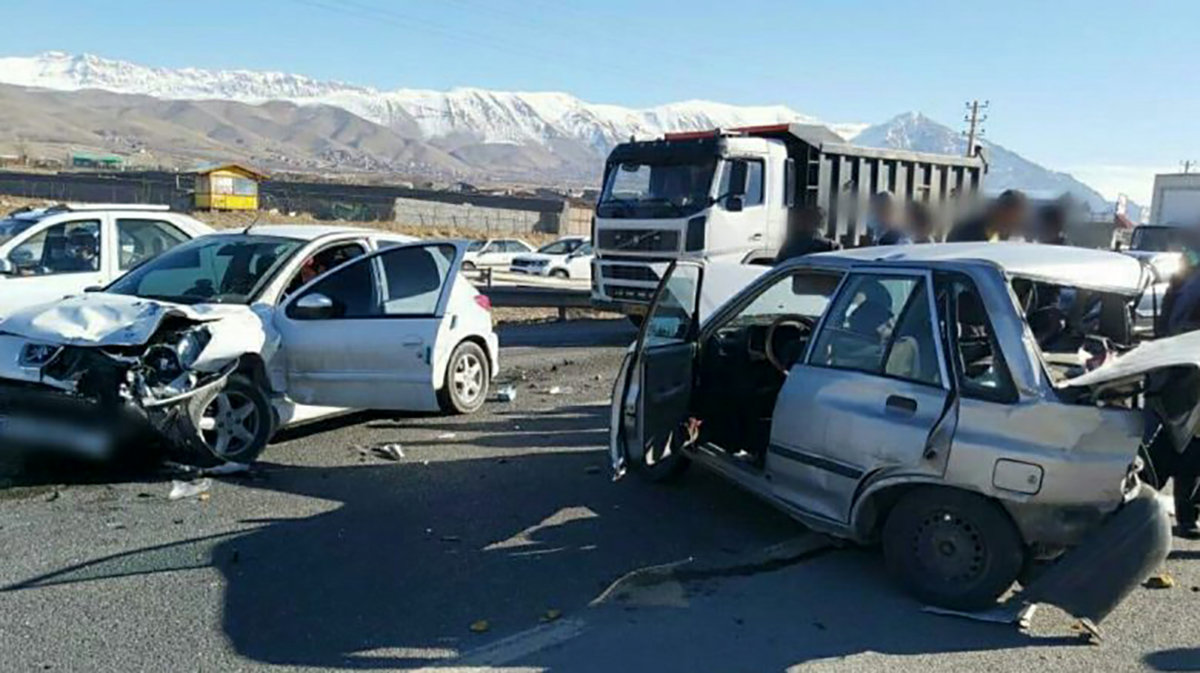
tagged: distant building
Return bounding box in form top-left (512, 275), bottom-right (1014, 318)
top-left (193, 163), bottom-right (267, 211)
top-left (71, 152), bottom-right (124, 170)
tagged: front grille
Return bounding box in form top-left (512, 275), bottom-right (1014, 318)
top-left (602, 265), bottom-right (659, 282)
top-left (597, 229), bottom-right (679, 252)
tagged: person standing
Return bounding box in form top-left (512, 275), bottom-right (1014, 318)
top-left (1035, 199), bottom-right (1069, 245)
top-left (867, 192), bottom-right (910, 246)
top-left (906, 201), bottom-right (938, 244)
top-left (947, 189), bottom-right (1028, 243)
top-left (775, 206), bottom-right (840, 263)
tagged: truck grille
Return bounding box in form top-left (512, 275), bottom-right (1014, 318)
top-left (602, 265), bottom-right (659, 282)
top-left (597, 229), bottom-right (679, 252)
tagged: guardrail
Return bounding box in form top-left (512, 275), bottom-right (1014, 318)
top-left (467, 267), bottom-right (598, 319)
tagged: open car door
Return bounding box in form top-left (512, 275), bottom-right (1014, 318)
top-left (610, 261), bottom-right (704, 477)
top-left (274, 241), bottom-right (465, 412)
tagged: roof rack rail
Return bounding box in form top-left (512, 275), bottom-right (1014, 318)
top-left (51, 203), bottom-right (172, 213)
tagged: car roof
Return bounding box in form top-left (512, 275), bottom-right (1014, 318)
top-left (200, 224), bottom-right (408, 242)
top-left (804, 241), bottom-right (1147, 294)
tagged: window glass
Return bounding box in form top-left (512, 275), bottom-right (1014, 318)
top-left (644, 264), bottom-right (700, 346)
top-left (467, 240), bottom-right (486, 252)
top-left (282, 242), bottom-right (367, 298)
top-left (117, 219), bottom-right (190, 271)
top-left (810, 273), bottom-right (941, 386)
top-left (943, 276), bottom-right (1016, 402)
top-left (539, 239), bottom-right (582, 255)
top-left (8, 219), bottom-right (101, 276)
top-left (379, 244), bottom-right (454, 315)
top-left (108, 235), bottom-right (303, 304)
top-left (717, 159), bottom-right (765, 208)
top-left (296, 256), bottom-right (378, 319)
top-left (730, 271), bottom-right (841, 326)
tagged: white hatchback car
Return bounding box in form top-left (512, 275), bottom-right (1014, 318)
top-left (510, 236), bottom-right (593, 279)
top-left (0, 225), bottom-right (498, 465)
top-left (462, 238), bottom-right (535, 270)
top-left (0, 203), bottom-right (212, 319)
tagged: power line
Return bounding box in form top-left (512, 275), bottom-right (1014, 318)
top-left (962, 100), bottom-right (989, 158)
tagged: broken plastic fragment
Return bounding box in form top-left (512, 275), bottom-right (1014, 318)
top-left (495, 385), bottom-right (517, 402)
top-left (1144, 572), bottom-right (1175, 589)
top-left (169, 478), bottom-right (211, 501)
top-left (371, 444), bottom-right (404, 461)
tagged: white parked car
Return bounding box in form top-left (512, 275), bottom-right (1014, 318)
top-left (510, 236), bottom-right (593, 279)
top-left (462, 238), bottom-right (535, 270)
top-left (0, 226), bottom-right (498, 465)
top-left (0, 204), bottom-right (212, 319)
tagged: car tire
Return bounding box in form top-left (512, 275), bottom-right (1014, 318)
top-left (439, 341), bottom-right (490, 414)
top-left (882, 487), bottom-right (1025, 611)
top-left (173, 374), bottom-right (274, 467)
top-left (550, 269), bottom-right (569, 279)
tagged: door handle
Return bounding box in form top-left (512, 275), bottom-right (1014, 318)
top-left (751, 233), bottom-right (763, 241)
top-left (401, 337), bottom-right (424, 347)
top-left (885, 395), bottom-right (918, 416)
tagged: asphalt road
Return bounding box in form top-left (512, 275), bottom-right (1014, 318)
top-left (1, 318), bottom-right (1198, 672)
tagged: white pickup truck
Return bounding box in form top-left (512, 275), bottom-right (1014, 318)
top-left (0, 203), bottom-right (212, 319)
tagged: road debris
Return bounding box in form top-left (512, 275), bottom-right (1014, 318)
top-left (469, 619), bottom-right (491, 633)
top-left (1144, 572), bottom-right (1176, 589)
top-left (436, 432), bottom-right (458, 440)
top-left (168, 478), bottom-right (212, 501)
top-left (543, 386), bottom-right (573, 395)
top-left (495, 385), bottom-right (518, 402)
top-left (368, 444), bottom-right (405, 461)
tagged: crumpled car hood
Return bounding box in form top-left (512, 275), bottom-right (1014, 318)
top-left (1062, 330), bottom-right (1200, 390)
top-left (0, 293), bottom-right (250, 347)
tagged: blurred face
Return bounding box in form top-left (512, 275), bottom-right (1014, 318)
top-left (872, 201), bottom-right (895, 226)
top-left (994, 203), bottom-right (1025, 233)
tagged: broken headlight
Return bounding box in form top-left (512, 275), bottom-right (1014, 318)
top-left (142, 328), bottom-right (211, 387)
top-left (19, 343), bottom-right (63, 368)
top-left (174, 328), bottom-right (210, 369)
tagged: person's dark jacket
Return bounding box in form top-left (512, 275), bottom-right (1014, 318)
top-left (775, 234), bottom-right (840, 264)
top-left (875, 229), bottom-right (910, 246)
top-left (946, 215), bottom-right (990, 243)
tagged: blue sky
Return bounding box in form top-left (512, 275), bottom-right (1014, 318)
top-left (4, 0), bottom-right (1198, 202)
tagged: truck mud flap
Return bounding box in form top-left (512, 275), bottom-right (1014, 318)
top-left (1018, 489), bottom-right (1171, 627)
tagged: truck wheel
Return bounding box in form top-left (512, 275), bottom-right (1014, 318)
top-left (550, 269), bottom-right (569, 279)
top-left (882, 488), bottom-right (1024, 611)
top-left (439, 341), bottom-right (490, 414)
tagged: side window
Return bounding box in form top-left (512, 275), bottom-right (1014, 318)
top-left (379, 244), bottom-right (455, 315)
top-left (117, 219), bottom-right (190, 271)
top-left (941, 275), bottom-right (1017, 402)
top-left (810, 273), bottom-right (942, 386)
top-left (291, 256), bottom-right (379, 319)
top-left (281, 242), bottom-right (367, 298)
top-left (717, 159), bottom-right (765, 208)
top-left (8, 220), bottom-right (102, 276)
top-left (645, 264), bottom-right (701, 346)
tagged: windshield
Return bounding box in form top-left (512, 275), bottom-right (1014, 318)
top-left (0, 217), bottom-right (41, 246)
top-left (1131, 227), bottom-right (1187, 252)
top-left (106, 235), bottom-right (306, 305)
top-left (597, 159), bottom-right (716, 219)
top-left (538, 239), bottom-right (585, 255)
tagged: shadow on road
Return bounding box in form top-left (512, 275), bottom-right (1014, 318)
top-left (1145, 648), bottom-right (1200, 671)
top-left (498, 318), bottom-right (635, 348)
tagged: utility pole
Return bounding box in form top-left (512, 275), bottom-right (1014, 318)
top-left (1182, 160), bottom-right (1197, 174)
top-left (963, 100), bottom-right (989, 158)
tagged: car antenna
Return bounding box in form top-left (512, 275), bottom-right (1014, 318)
top-left (240, 209), bottom-right (263, 235)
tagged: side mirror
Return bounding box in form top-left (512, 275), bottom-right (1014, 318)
top-left (291, 292), bottom-right (338, 320)
top-left (8, 249), bottom-right (34, 269)
top-left (84, 285), bottom-right (104, 293)
top-left (725, 195), bottom-right (744, 213)
top-left (0, 257), bottom-right (11, 275)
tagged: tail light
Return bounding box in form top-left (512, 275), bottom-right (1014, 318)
top-left (474, 294), bottom-right (492, 312)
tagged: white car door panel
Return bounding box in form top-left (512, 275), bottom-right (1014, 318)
top-left (275, 241), bottom-right (464, 412)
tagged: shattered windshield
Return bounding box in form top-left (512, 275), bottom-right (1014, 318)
top-left (597, 159), bottom-right (716, 219)
top-left (106, 235), bottom-right (305, 305)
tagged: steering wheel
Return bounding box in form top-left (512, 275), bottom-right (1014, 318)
top-left (765, 315), bottom-right (816, 375)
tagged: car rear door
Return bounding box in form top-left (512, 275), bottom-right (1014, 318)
top-left (274, 241), bottom-right (465, 412)
top-left (766, 267), bottom-right (952, 523)
top-left (610, 260), bottom-right (703, 476)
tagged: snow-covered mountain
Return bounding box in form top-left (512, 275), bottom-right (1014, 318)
top-left (0, 52), bottom-right (863, 153)
top-left (854, 112), bottom-right (1132, 216)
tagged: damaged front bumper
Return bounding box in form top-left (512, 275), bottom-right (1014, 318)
top-left (0, 365), bottom-right (232, 460)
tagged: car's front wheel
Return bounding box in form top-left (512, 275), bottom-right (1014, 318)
top-left (439, 341), bottom-right (490, 414)
top-left (550, 269), bottom-right (569, 279)
top-left (882, 487), bottom-right (1025, 611)
top-left (197, 374), bottom-right (273, 465)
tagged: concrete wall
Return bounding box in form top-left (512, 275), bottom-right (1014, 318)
top-left (393, 196), bottom-right (562, 235)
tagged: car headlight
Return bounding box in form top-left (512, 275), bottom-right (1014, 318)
top-left (175, 328), bottom-right (211, 369)
top-left (19, 343), bottom-right (62, 368)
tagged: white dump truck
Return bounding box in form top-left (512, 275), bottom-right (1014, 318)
top-left (590, 123), bottom-right (985, 316)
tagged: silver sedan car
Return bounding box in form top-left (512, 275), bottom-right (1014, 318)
top-left (611, 242), bottom-right (1183, 633)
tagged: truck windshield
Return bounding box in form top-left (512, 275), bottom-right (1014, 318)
top-left (1131, 227), bottom-right (1186, 252)
top-left (597, 159), bottom-right (716, 219)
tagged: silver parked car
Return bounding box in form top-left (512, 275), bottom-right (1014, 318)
top-left (611, 242), bottom-right (1183, 630)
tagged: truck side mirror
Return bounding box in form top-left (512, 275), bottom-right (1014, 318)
top-left (0, 257), bottom-right (11, 275)
top-left (725, 195), bottom-right (744, 212)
